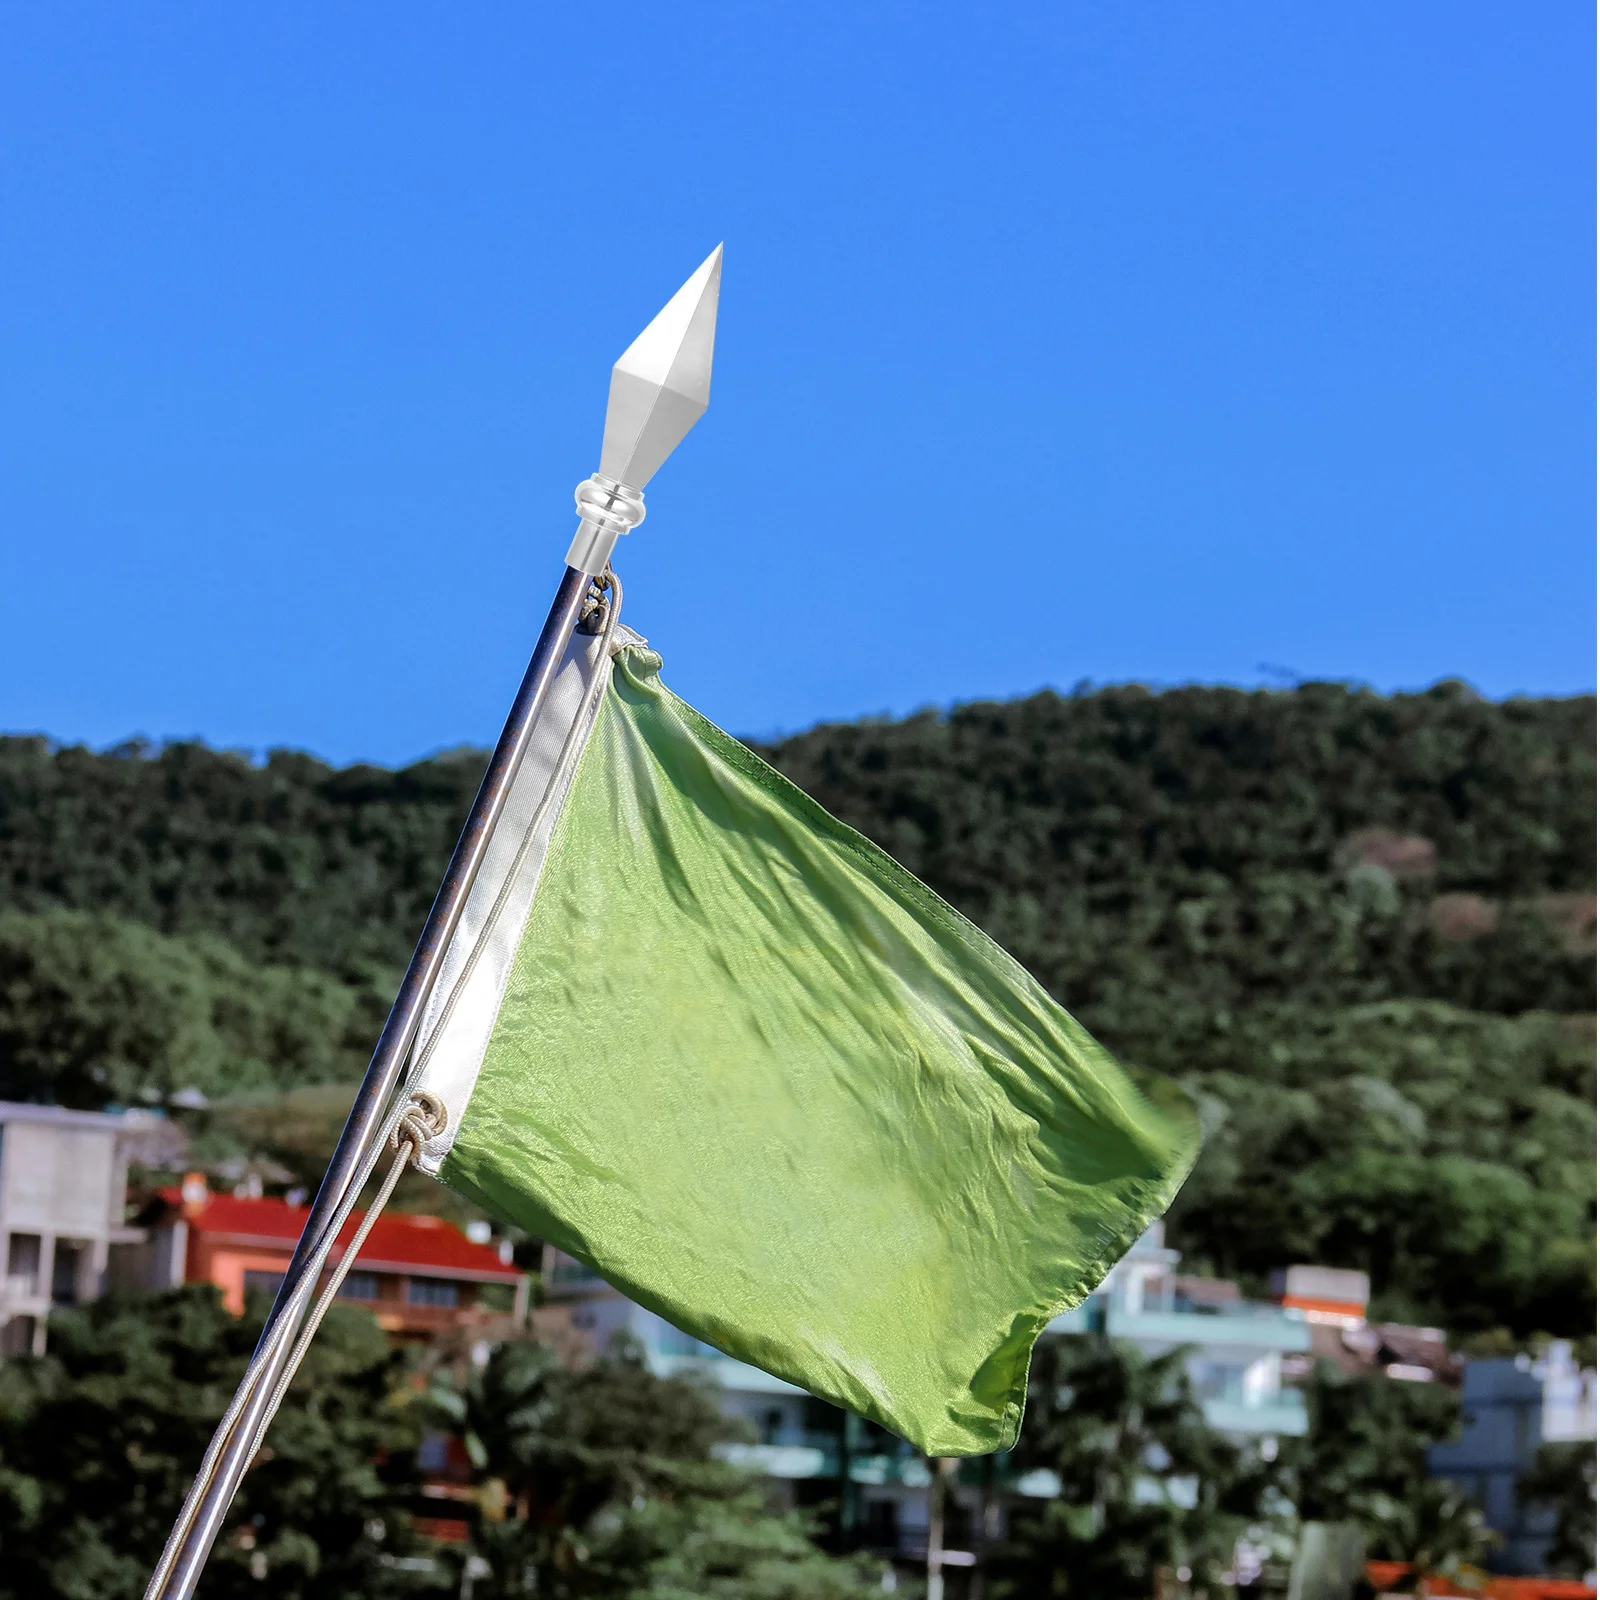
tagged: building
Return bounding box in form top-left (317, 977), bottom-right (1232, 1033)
top-left (1429, 1342), bottom-right (1598, 1575)
top-left (0, 1101), bottom-right (174, 1356)
top-left (1306, 1318), bottom-right (1463, 1386)
top-left (1051, 1223), bottom-right (1312, 1442)
top-left (538, 1221), bottom-right (1313, 1567)
top-left (1270, 1263), bottom-right (1463, 1387)
top-left (144, 1175), bottom-right (529, 1343)
top-left (537, 1250), bottom-right (938, 1560)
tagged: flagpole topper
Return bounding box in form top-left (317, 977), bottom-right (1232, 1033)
top-left (567, 244), bottom-right (723, 575)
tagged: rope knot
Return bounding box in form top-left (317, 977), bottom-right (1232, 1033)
top-left (393, 1091), bottom-right (448, 1159)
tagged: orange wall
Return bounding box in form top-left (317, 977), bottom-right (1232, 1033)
top-left (187, 1235), bottom-right (292, 1316)
top-left (185, 1233), bottom-right (490, 1334)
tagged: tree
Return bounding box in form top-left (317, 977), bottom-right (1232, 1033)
top-left (2, 685), bottom-right (1594, 1342)
top-left (1518, 1440), bottom-right (1596, 1579)
top-left (429, 1337), bottom-right (880, 1599)
top-left (1162, 1003), bottom-right (1595, 1335)
top-left (986, 1335), bottom-right (1276, 1599)
top-left (0, 908), bottom-right (374, 1108)
top-left (1285, 1362), bottom-right (1461, 1527)
top-left (1359, 1479), bottom-right (1498, 1595)
top-left (1279, 1363), bottom-right (1494, 1595)
top-left (0, 1286), bottom-right (431, 1600)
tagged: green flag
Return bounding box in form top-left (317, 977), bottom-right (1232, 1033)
top-left (409, 621), bottom-right (1198, 1455)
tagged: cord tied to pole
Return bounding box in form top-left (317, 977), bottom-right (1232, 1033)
top-left (143, 1089), bottom-right (454, 1600)
top-left (394, 1090), bottom-right (448, 1157)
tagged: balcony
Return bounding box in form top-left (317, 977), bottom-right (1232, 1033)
top-left (547, 1259), bottom-right (606, 1289)
top-left (1046, 1303), bottom-right (1095, 1334)
top-left (1202, 1393), bottom-right (1308, 1437)
top-left (1, 1274), bottom-right (42, 1309)
top-left (717, 1437), bottom-right (933, 1485)
top-left (1103, 1305), bottom-right (1311, 1354)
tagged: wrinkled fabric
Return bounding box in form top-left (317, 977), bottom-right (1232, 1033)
top-left (442, 644), bottom-right (1199, 1454)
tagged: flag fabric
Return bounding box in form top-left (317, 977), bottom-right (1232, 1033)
top-left (409, 619), bottom-right (1199, 1455)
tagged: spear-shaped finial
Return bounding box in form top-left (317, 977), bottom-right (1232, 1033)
top-left (567, 244), bottom-right (723, 574)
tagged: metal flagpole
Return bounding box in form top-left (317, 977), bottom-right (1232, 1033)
top-left (145, 243), bottom-right (723, 1600)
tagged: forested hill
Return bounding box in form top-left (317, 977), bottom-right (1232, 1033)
top-left (767, 680), bottom-right (1596, 1025)
top-left (0, 679), bottom-right (1593, 1337)
top-left (2, 682), bottom-right (1591, 999)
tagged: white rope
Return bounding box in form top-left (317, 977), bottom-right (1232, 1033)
top-left (257, 1093), bottom-right (446, 1428)
top-left (143, 1092), bottom-right (440, 1599)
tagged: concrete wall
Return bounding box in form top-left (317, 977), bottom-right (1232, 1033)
top-left (0, 1103), bottom-right (146, 1355)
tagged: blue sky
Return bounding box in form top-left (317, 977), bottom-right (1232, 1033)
top-left (0, 4), bottom-right (1591, 765)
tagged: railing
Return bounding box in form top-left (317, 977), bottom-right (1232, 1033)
top-left (1177, 1299), bottom-right (1308, 1321)
top-left (1048, 1296), bottom-right (1310, 1339)
top-left (1104, 1306), bottom-right (1312, 1351)
top-left (716, 1439), bottom-right (932, 1485)
top-left (652, 1325), bottom-right (724, 1359)
top-left (1202, 1393), bottom-right (1309, 1437)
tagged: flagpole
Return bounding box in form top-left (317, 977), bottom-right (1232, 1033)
top-left (144, 243), bottom-right (724, 1600)
top-left (260, 563), bottom-right (589, 1355)
top-left (150, 565), bottom-right (590, 1600)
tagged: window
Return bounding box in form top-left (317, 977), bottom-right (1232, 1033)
top-left (243, 1270), bottom-right (285, 1299)
top-left (477, 1281), bottom-right (515, 1313)
top-left (338, 1272), bottom-right (379, 1301)
top-left (5, 1234), bottom-right (40, 1295)
top-left (1191, 1361), bottom-right (1244, 1402)
top-left (1140, 1274), bottom-right (1173, 1313)
top-left (548, 1258), bottom-right (601, 1286)
top-left (406, 1278), bottom-right (460, 1308)
top-left (51, 1242), bottom-right (84, 1307)
top-left (803, 1396), bottom-right (842, 1432)
top-left (943, 1503), bottom-right (973, 1552)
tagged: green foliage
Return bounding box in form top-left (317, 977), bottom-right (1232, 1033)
top-left (1285, 1364), bottom-right (1462, 1528)
top-left (0, 1297), bottom-right (876, 1600)
top-left (429, 1339), bottom-right (881, 1599)
top-left (575, 1491), bottom-right (879, 1600)
top-left (1163, 1002), bottom-right (1596, 1332)
top-left (1278, 1360), bottom-right (1498, 1595)
top-left (0, 909), bottom-right (382, 1107)
top-left (0, 1287), bottom-right (428, 1600)
top-left (1359, 1479), bottom-right (1499, 1593)
top-left (767, 686), bottom-right (1597, 1338)
top-left (763, 681), bottom-right (1595, 1022)
top-left (0, 682), bottom-right (1594, 1333)
top-left (3, 683), bottom-right (1591, 1008)
top-left (988, 1334), bottom-right (1278, 1599)
top-left (0, 734), bottom-right (483, 972)
top-left (1517, 1440), bottom-right (1596, 1578)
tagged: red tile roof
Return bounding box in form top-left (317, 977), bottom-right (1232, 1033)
top-left (158, 1190), bottom-right (521, 1282)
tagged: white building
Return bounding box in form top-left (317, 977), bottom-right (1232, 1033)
top-left (1050, 1222), bottom-right (1311, 1441)
top-left (540, 1222), bottom-right (1311, 1566)
top-left (0, 1102), bottom-right (171, 1355)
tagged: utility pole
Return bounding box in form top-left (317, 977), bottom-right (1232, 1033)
top-left (837, 1409), bottom-right (860, 1553)
top-left (926, 1456), bottom-right (956, 1600)
top-left (970, 1451), bottom-right (999, 1600)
